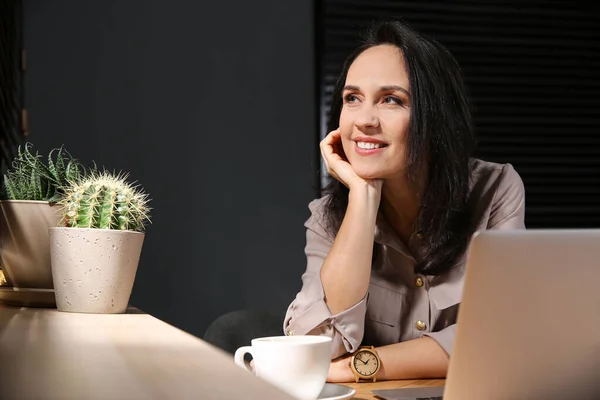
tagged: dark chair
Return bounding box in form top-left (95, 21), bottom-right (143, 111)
top-left (203, 309), bottom-right (286, 356)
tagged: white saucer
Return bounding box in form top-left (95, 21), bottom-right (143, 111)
top-left (0, 287), bottom-right (56, 308)
top-left (318, 383), bottom-right (356, 400)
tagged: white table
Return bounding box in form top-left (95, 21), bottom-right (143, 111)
top-left (0, 305), bottom-right (295, 399)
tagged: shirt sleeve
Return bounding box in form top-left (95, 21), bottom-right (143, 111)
top-left (487, 163), bottom-right (526, 230)
top-left (283, 198), bottom-right (367, 359)
top-left (423, 163), bottom-right (527, 356)
top-left (424, 324), bottom-right (456, 356)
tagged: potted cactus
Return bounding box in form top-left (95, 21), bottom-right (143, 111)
top-left (49, 170), bottom-right (151, 314)
top-left (0, 143), bottom-right (90, 290)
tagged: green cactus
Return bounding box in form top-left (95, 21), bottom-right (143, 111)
top-left (58, 171), bottom-right (151, 232)
top-left (2, 142), bottom-right (94, 203)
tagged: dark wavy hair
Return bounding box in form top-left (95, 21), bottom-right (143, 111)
top-left (322, 19), bottom-right (476, 276)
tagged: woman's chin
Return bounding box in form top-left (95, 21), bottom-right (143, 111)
top-left (354, 169), bottom-right (384, 181)
top-left (352, 163), bottom-right (404, 181)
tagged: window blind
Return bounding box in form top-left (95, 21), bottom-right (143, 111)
top-left (0, 0), bottom-right (24, 176)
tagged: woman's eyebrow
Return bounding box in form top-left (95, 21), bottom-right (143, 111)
top-left (343, 84), bottom-right (410, 96)
top-left (380, 85), bottom-right (410, 96)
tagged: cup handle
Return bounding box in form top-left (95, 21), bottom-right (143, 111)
top-left (234, 346), bottom-right (254, 374)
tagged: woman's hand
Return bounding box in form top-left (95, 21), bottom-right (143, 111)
top-left (326, 354), bottom-right (355, 383)
top-left (320, 128), bottom-right (382, 193)
top-left (253, 355), bottom-right (354, 383)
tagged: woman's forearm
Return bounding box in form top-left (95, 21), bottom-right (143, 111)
top-left (320, 183), bottom-right (381, 315)
top-left (327, 336), bottom-right (449, 383)
top-left (376, 337), bottom-right (449, 380)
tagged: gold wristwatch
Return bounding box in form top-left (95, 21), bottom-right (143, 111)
top-left (350, 346), bottom-right (381, 383)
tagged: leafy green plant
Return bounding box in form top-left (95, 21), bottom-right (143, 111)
top-left (1, 142), bottom-right (93, 203)
top-left (58, 171), bottom-right (152, 232)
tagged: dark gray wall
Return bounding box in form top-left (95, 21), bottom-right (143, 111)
top-left (23, 1), bottom-right (317, 338)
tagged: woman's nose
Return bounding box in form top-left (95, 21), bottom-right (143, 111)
top-left (354, 107), bottom-right (380, 129)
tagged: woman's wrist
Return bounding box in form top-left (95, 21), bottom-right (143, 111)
top-left (348, 181), bottom-right (382, 221)
top-left (348, 180), bottom-right (382, 206)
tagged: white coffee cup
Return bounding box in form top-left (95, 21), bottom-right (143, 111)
top-left (234, 335), bottom-right (332, 400)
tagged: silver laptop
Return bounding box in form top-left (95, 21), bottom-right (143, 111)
top-left (373, 229), bottom-right (600, 400)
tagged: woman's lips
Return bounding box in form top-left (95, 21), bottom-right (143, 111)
top-left (354, 140), bottom-right (388, 156)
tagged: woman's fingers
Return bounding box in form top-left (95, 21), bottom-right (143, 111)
top-left (320, 128), bottom-right (359, 188)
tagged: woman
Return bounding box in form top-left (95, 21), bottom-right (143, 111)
top-left (283, 19), bottom-right (526, 383)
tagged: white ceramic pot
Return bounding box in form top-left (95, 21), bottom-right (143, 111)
top-left (49, 227), bottom-right (145, 314)
top-left (0, 200), bottom-right (61, 288)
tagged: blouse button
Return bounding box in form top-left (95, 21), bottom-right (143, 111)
top-left (415, 277), bottom-right (424, 287)
top-left (416, 320), bottom-right (427, 331)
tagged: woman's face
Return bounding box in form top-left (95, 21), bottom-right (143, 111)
top-left (339, 44), bottom-right (411, 180)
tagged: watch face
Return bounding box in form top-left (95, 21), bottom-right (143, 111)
top-left (353, 350), bottom-right (379, 377)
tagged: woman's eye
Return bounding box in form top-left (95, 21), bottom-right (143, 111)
top-left (343, 94), bottom-right (359, 103)
top-left (383, 96), bottom-right (403, 105)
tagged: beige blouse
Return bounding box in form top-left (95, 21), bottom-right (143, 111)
top-left (283, 159), bottom-right (526, 359)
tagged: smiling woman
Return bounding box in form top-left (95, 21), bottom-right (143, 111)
top-left (283, 19), bottom-right (526, 383)
top-left (339, 45), bottom-right (411, 181)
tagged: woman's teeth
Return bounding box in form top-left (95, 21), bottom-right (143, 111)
top-left (357, 142), bottom-right (384, 149)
